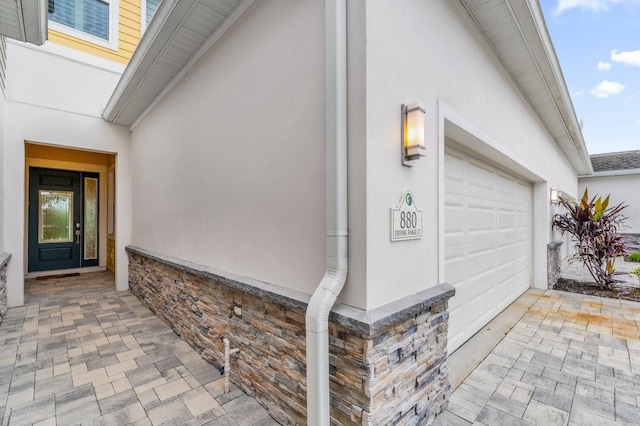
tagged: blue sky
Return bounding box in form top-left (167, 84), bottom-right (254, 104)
top-left (540, 0), bottom-right (640, 154)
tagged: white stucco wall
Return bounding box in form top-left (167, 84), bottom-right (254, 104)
top-left (0, 3), bottom-right (586, 313)
top-left (6, 41), bottom-right (120, 117)
top-left (0, 43), bottom-right (5, 254)
top-left (3, 42), bottom-right (132, 306)
top-left (579, 173), bottom-right (640, 233)
top-left (129, 0), bottom-right (583, 311)
top-left (361, 1), bottom-right (579, 308)
top-left (130, 1), bottom-right (332, 303)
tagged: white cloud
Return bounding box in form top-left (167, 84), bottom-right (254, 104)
top-left (554, 0), bottom-right (638, 15)
top-left (590, 80), bottom-right (625, 98)
top-left (610, 49), bottom-right (640, 67)
top-left (571, 89), bottom-right (586, 96)
top-left (597, 61), bottom-right (612, 71)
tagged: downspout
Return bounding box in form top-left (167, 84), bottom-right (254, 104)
top-left (305, 0), bottom-right (348, 425)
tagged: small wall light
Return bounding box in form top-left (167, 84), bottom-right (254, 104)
top-left (401, 102), bottom-right (426, 167)
top-left (550, 187), bottom-right (560, 204)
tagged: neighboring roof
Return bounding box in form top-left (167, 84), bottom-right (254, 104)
top-left (456, 0), bottom-right (593, 175)
top-left (590, 151), bottom-right (640, 172)
top-left (103, 0), bottom-right (255, 126)
top-left (0, 0), bottom-right (47, 45)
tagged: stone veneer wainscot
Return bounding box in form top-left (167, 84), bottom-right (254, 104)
top-left (127, 246), bottom-right (454, 425)
top-left (0, 252), bottom-right (11, 324)
top-left (547, 240), bottom-right (563, 289)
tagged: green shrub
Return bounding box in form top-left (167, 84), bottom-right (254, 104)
top-left (632, 267), bottom-right (640, 283)
top-left (628, 252), bottom-right (640, 262)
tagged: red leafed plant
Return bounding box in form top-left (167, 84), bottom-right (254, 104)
top-left (552, 188), bottom-right (628, 289)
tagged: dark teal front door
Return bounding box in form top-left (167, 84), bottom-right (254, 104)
top-left (28, 167), bottom-right (100, 272)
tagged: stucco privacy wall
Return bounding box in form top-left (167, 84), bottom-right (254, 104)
top-left (1, 37), bottom-right (6, 255)
top-left (2, 42), bottom-right (132, 306)
top-left (130, 1), bottom-right (336, 303)
top-left (579, 174), bottom-right (640, 233)
top-left (362, 1), bottom-right (578, 308)
top-left (129, 1), bottom-right (582, 310)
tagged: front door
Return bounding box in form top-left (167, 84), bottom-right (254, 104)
top-left (28, 167), bottom-right (99, 272)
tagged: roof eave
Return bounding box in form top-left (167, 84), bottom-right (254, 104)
top-left (0, 0), bottom-right (48, 45)
top-left (103, 0), bottom-right (256, 127)
top-left (523, 1), bottom-right (593, 175)
top-left (457, 0), bottom-right (593, 176)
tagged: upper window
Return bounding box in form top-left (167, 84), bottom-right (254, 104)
top-left (48, 0), bottom-right (118, 49)
top-left (141, 0), bottom-right (161, 34)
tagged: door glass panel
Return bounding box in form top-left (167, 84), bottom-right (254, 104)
top-left (39, 190), bottom-right (74, 243)
top-left (84, 177), bottom-right (98, 260)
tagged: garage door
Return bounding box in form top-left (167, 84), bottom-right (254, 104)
top-left (445, 146), bottom-right (532, 353)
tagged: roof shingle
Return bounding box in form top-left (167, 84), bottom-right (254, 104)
top-left (590, 150), bottom-right (640, 172)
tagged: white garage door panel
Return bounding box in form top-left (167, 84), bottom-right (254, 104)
top-left (445, 146), bottom-right (532, 353)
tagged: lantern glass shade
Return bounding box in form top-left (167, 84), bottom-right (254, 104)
top-left (550, 187), bottom-right (559, 204)
top-left (402, 103), bottom-right (426, 165)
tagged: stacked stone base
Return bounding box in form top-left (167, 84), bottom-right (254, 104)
top-left (547, 241), bottom-right (563, 288)
top-left (127, 246), bottom-right (454, 425)
top-left (0, 253), bottom-right (10, 325)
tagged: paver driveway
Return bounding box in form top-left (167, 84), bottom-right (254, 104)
top-left (435, 289), bottom-right (640, 425)
top-left (0, 272), bottom-right (277, 425)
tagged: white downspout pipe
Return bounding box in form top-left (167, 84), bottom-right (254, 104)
top-left (305, 1), bottom-right (348, 425)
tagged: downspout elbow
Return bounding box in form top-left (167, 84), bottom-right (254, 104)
top-left (305, 261), bottom-right (348, 334)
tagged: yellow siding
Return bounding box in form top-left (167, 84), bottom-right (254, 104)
top-left (120, 33), bottom-right (141, 47)
top-left (121, 9), bottom-right (141, 24)
top-left (120, 0), bottom-right (140, 14)
top-left (120, 15), bottom-right (140, 27)
top-left (121, 24), bottom-right (140, 38)
top-left (48, 0), bottom-right (141, 64)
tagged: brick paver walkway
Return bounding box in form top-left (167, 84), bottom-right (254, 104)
top-left (435, 290), bottom-right (640, 425)
top-left (0, 272), bottom-right (277, 425)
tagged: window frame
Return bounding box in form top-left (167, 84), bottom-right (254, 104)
top-left (140, 0), bottom-right (147, 34)
top-left (140, 0), bottom-right (161, 35)
top-left (48, 0), bottom-right (119, 51)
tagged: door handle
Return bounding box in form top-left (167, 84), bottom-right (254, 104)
top-left (75, 222), bottom-right (81, 244)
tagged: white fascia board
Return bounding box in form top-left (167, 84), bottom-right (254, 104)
top-left (22, 0), bottom-right (48, 45)
top-left (579, 169), bottom-right (640, 179)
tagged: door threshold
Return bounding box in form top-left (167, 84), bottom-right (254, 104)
top-left (36, 273), bottom-right (80, 280)
top-left (26, 266), bottom-right (106, 279)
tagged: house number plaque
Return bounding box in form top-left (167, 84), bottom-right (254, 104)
top-left (390, 190), bottom-right (423, 241)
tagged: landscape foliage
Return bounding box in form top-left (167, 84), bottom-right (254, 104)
top-left (627, 252), bottom-right (640, 262)
top-left (552, 188), bottom-right (627, 289)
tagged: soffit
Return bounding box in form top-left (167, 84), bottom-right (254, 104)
top-left (0, 0), bottom-right (47, 45)
top-left (457, 0), bottom-right (593, 175)
top-left (103, 0), bottom-right (253, 126)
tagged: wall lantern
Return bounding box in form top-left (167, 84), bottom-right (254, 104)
top-left (550, 187), bottom-right (560, 204)
top-left (401, 102), bottom-right (426, 167)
